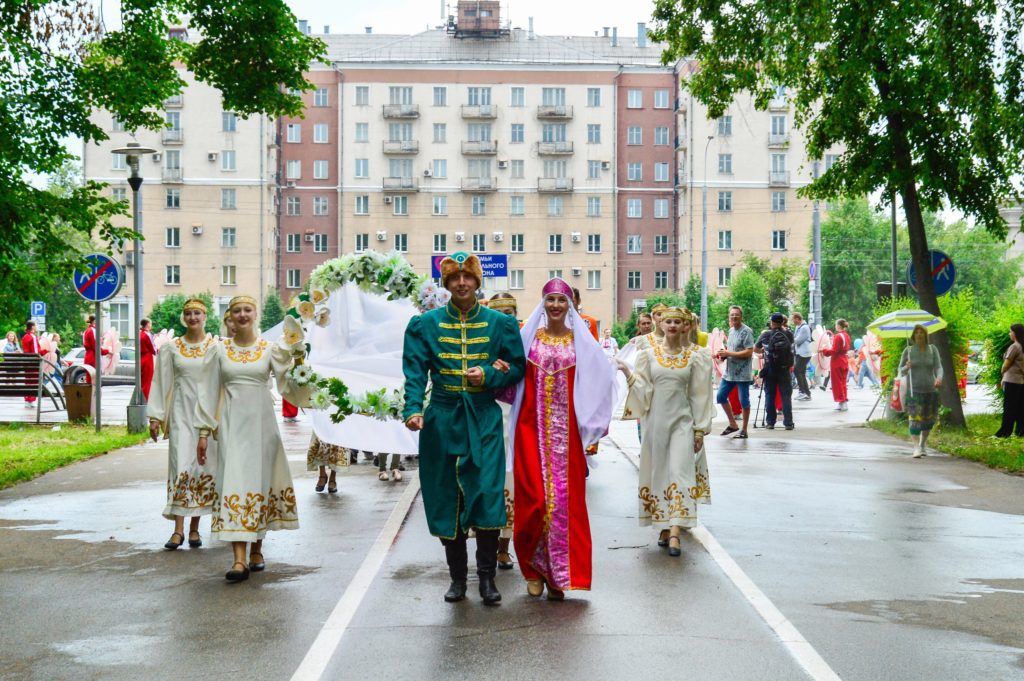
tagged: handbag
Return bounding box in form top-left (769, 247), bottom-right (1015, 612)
top-left (890, 376), bottom-right (906, 413)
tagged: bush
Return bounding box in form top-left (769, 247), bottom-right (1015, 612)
top-left (261, 288), bottom-right (286, 331)
top-left (979, 295), bottom-right (1024, 408)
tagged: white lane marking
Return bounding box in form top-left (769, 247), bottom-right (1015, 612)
top-left (290, 475), bottom-right (421, 681)
top-left (610, 433), bottom-right (842, 681)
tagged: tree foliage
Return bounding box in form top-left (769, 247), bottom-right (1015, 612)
top-left (260, 288), bottom-right (285, 332)
top-left (148, 292), bottom-right (220, 337)
top-left (738, 253), bottom-right (802, 316)
top-left (727, 269), bottom-right (770, 334)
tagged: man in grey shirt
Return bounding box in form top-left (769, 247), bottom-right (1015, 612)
top-left (791, 312), bottom-right (813, 400)
top-left (715, 305), bottom-right (754, 438)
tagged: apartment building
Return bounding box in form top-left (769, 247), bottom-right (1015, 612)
top-left (83, 67), bottom-right (277, 335)
top-left (999, 204), bottom-right (1023, 287)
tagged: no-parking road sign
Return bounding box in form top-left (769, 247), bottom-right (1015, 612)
top-left (907, 250), bottom-right (956, 297)
top-left (73, 253), bottom-right (124, 302)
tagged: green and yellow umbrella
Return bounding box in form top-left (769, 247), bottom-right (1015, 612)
top-left (866, 309), bottom-right (946, 339)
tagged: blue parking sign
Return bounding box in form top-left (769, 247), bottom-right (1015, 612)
top-left (30, 301), bottom-right (46, 317)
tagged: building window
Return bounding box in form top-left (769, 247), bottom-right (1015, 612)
top-left (313, 196), bottom-right (328, 215)
top-left (771, 114), bottom-right (786, 136)
top-left (354, 195), bottom-right (369, 215)
top-left (825, 153), bottom-right (840, 170)
top-left (627, 163), bottom-right (642, 181)
top-left (587, 87), bottom-right (601, 107)
top-left (717, 116), bottom-right (733, 136)
top-left (433, 86), bottom-right (447, 106)
top-left (355, 86), bottom-right (369, 105)
top-left (547, 196), bottom-right (563, 217)
top-left (587, 270), bottom-right (601, 289)
top-left (772, 153), bottom-right (788, 173)
top-left (112, 117), bottom-right (125, 132)
top-left (717, 191), bottom-right (732, 212)
top-left (587, 124), bottom-right (601, 144)
top-left (354, 122), bottom-right (369, 142)
top-left (313, 160), bottom-right (329, 179)
top-left (510, 160), bottom-right (524, 179)
top-left (627, 89), bottom-right (643, 108)
top-left (394, 233), bottom-right (408, 252)
top-left (587, 234), bottom-right (601, 253)
top-left (548, 269), bottom-right (563, 280)
top-left (510, 195), bottom-right (525, 216)
top-left (355, 233), bottom-right (369, 252)
top-left (112, 153), bottom-right (126, 170)
top-left (314, 88), bottom-right (329, 107)
top-left (472, 233), bottom-right (486, 253)
top-left (112, 187), bottom-right (127, 203)
top-left (587, 196), bottom-right (601, 217)
top-left (627, 126), bottom-right (642, 145)
top-left (286, 234), bottom-right (300, 252)
top-left (433, 123), bottom-right (447, 143)
top-left (314, 234), bottom-right (328, 253)
top-left (222, 265), bottom-right (237, 285)
top-left (588, 160), bottom-right (601, 179)
top-left (510, 123), bottom-right (524, 144)
top-left (654, 271), bottom-right (668, 289)
top-left (165, 189), bottom-right (180, 209)
top-left (467, 123), bottom-right (492, 142)
top-left (718, 267), bottom-right (732, 288)
top-left (354, 158), bottom-right (369, 178)
top-left (165, 265), bottom-right (180, 285)
top-left (654, 162), bottom-right (670, 182)
top-left (655, 235), bottom-right (669, 254)
top-left (222, 112), bottom-right (236, 132)
top-left (220, 189), bottom-right (236, 209)
top-left (467, 87), bottom-right (492, 106)
top-left (510, 87), bottom-right (525, 107)
top-left (221, 227), bottom-right (236, 248)
top-left (654, 89), bottom-right (670, 109)
top-left (772, 230), bottom-right (787, 250)
top-left (108, 301), bottom-right (129, 339)
top-left (771, 191), bottom-right (787, 212)
top-left (627, 271), bottom-right (641, 289)
top-left (510, 269), bottom-right (524, 289)
top-left (718, 230), bottom-right (732, 250)
top-left (314, 123), bottom-right (329, 143)
top-left (654, 198), bottom-right (669, 218)
top-left (511, 233), bottom-right (525, 252)
top-left (627, 235), bottom-right (642, 254)
top-left (393, 195), bottom-right (409, 215)
top-left (471, 195), bottom-right (486, 216)
top-left (548, 234), bottom-right (562, 253)
top-left (541, 87), bottom-right (566, 106)
top-left (542, 123), bottom-right (567, 143)
top-left (286, 196), bottom-right (300, 215)
top-left (433, 195), bottom-right (448, 215)
top-left (286, 123), bottom-right (301, 143)
top-left (220, 150), bottom-right (236, 171)
top-left (718, 153), bottom-right (732, 174)
top-left (165, 226), bottom-right (180, 248)
top-left (287, 269), bottom-right (301, 289)
top-left (286, 160), bottom-right (301, 179)
top-left (433, 234), bottom-right (447, 253)
top-left (627, 198), bottom-right (642, 218)
top-left (654, 126), bottom-right (670, 146)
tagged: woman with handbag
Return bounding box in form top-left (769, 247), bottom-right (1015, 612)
top-left (994, 323), bottom-right (1024, 438)
top-left (898, 325), bottom-right (943, 457)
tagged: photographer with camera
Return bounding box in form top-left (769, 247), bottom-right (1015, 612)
top-left (754, 313), bottom-right (796, 431)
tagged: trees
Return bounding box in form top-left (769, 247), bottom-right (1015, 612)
top-left (651, 0), bottom-right (1024, 426)
top-left (738, 254), bottom-right (802, 317)
top-left (260, 289), bottom-right (285, 332)
top-left (1, 1), bottom-right (326, 317)
top-left (148, 292), bottom-right (220, 337)
top-left (726, 269), bottom-right (770, 333)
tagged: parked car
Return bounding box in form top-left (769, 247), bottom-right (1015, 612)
top-left (65, 346), bottom-right (137, 386)
top-left (966, 342), bottom-right (985, 384)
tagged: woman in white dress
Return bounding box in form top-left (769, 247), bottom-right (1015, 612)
top-left (618, 307), bottom-right (714, 557)
top-left (148, 298), bottom-right (218, 550)
top-left (196, 295), bottom-right (309, 582)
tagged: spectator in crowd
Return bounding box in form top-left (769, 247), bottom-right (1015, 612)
top-left (4, 331), bottom-right (20, 353)
top-left (995, 323), bottom-right (1024, 438)
top-left (600, 328), bottom-right (619, 357)
top-left (754, 313), bottom-right (795, 430)
top-left (899, 324), bottom-right (943, 457)
top-left (715, 306), bottom-right (754, 439)
top-left (635, 313), bottom-right (654, 337)
top-left (791, 312), bottom-right (813, 400)
top-left (572, 287), bottom-right (600, 341)
top-left (822, 319), bottom-right (852, 411)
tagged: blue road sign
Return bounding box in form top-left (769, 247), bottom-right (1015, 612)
top-left (73, 253), bottom-right (124, 303)
top-left (431, 254), bottom-right (508, 278)
top-left (907, 250), bottom-right (956, 296)
top-left (30, 301), bottom-right (46, 317)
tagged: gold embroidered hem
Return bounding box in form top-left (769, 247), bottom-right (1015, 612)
top-left (163, 471), bottom-right (218, 519)
top-left (306, 435), bottom-right (350, 471)
top-left (210, 486), bottom-right (299, 540)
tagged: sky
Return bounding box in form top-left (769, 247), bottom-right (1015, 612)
top-left (284, 0), bottom-right (659, 37)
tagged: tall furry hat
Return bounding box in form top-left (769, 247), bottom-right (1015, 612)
top-left (440, 251), bottom-right (483, 288)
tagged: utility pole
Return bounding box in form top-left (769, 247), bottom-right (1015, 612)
top-left (811, 160), bottom-right (822, 327)
top-left (891, 191), bottom-right (898, 298)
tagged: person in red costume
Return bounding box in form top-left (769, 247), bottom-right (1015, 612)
top-left (571, 287), bottom-right (600, 341)
top-left (83, 315), bottom-right (110, 384)
top-left (821, 319), bottom-right (852, 411)
top-left (139, 318), bottom-right (156, 400)
top-left (21, 320), bottom-right (45, 406)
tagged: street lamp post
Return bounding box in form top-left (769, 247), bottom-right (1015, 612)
top-left (699, 135), bottom-right (714, 332)
top-left (112, 142), bottom-right (156, 433)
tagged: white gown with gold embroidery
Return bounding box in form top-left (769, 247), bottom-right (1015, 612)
top-left (195, 337), bottom-right (310, 542)
top-left (624, 344), bottom-right (714, 530)
top-left (148, 335), bottom-right (219, 519)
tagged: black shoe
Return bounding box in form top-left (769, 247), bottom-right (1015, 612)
top-left (226, 562), bottom-right (250, 583)
top-left (765, 424), bottom-right (775, 430)
top-left (164, 532), bottom-right (184, 550)
top-left (249, 552), bottom-right (265, 572)
top-left (187, 531), bottom-right (202, 548)
top-left (784, 424), bottom-right (795, 431)
top-left (444, 580), bottom-right (467, 602)
top-left (657, 529), bottom-right (669, 547)
top-left (668, 536), bottom-right (681, 557)
top-left (479, 575), bottom-right (502, 605)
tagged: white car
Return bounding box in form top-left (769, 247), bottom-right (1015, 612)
top-left (65, 346), bottom-right (137, 385)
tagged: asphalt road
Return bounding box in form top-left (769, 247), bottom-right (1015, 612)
top-left (1, 386), bottom-right (1022, 680)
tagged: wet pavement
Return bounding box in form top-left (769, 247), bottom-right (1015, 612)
top-left (1, 384), bottom-right (1022, 680)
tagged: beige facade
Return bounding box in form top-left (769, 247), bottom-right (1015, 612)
top-left (999, 205), bottom-right (1023, 287)
top-left (82, 69), bottom-right (276, 337)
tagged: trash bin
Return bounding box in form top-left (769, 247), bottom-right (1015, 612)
top-left (66, 384), bottom-right (92, 423)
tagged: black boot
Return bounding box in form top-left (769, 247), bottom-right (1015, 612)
top-left (475, 529), bottom-right (501, 605)
top-left (441, 533), bottom-right (468, 602)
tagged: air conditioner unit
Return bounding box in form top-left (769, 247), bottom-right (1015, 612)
top-left (207, 152), bottom-right (218, 162)
top-left (286, 181), bottom-right (297, 188)
top-left (454, 232), bottom-right (465, 242)
top-left (570, 232), bottom-right (581, 243)
top-left (492, 231), bottom-right (504, 242)
top-left (571, 267), bottom-right (582, 277)
top-left (383, 196), bottom-right (393, 204)
top-left (304, 234), bottom-right (314, 242)
top-left (497, 160), bottom-right (508, 169)
top-left (152, 153), bottom-right (162, 162)
top-left (124, 251), bottom-right (136, 267)
top-left (191, 225), bottom-right (203, 235)
top-left (376, 230), bottom-right (387, 241)
top-left (423, 168), bottom-right (432, 177)
top-left (601, 161), bottom-right (611, 170)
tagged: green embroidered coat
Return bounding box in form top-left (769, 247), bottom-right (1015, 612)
top-left (402, 302), bottom-right (526, 539)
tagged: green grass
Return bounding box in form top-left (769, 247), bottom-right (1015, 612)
top-left (0, 423), bottom-right (148, 489)
top-left (868, 413), bottom-right (1024, 473)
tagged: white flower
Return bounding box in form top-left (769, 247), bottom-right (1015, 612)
top-left (420, 281), bottom-right (437, 297)
top-left (310, 287), bottom-right (329, 305)
top-left (310, 388), bottom-right (332, 410)
top-left (290, 364), bottom-right (313, 387)
top-left (297, 300), bottom-right (316, 321)
top-left (435, 289), bottom-right (451, 305)
top-left (315, 307), bottom-right (331, 327)
top-left (281, 316), bottom-right (305, 350)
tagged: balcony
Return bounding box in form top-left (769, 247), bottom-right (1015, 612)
top-left (537, 177), bottom-right (574, 193)
top-left (162, 128), bottom-right (184, 144)
top-left (769, 171), bottom-right (790, 186)
top-left (768, 133), bottom-right (790, 148)
top-left (164, 94), bottom-right (183, 107)
top-left (382, 140), bottom-right (419, 154)
top-left (383, 176), bottom-right (419, 192)
top-left (461, 176), bottom-right (497, 192)
top-left (461, 104), bottom-right (498, 119)
top-left (382, 104), bottom-right (420, 119)
top-left (536, 105), bottom-right (574, 119)
top-left (162, 168), bottom-right (183, 183)
top-left (537, 141), bottom-right (574, 155)
top-left (768, 98), bottom-right (789, 111)
top-left (461, 140), bottom-right (498, 155)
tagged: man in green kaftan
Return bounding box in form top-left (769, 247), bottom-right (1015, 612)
top-left (403, 252), bottom-right (525, 605)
